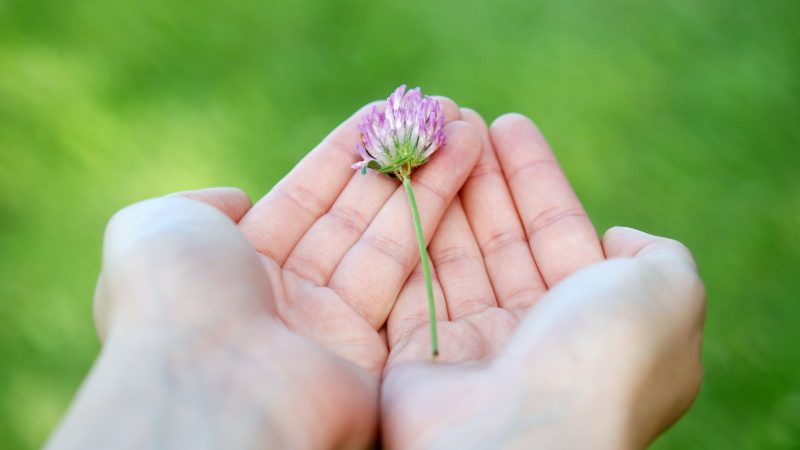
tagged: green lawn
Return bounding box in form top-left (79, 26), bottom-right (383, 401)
top-left (1, 0), bottom-right (798, 448)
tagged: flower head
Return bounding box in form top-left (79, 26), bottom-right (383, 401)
top-left (352, 85), bottom-right (446, 177)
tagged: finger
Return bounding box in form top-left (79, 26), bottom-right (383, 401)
top-left (283, 98), bottom-right (462, 285)
top-left (386, 259), bottom-right (448, 350)
top-left (602, 226), bottom-right (698, 272)
top-left (237, 101), bottom-right (381, 264)
top-left (428, 197), bottom-right (496, 319)
top-left (169, 187), bottom-right (252, 222)
top-left (329, 120), bottom-right (482, 328)
top-left (490, 113), bottom-right (603, 287)
top-left (460, 109), bottom-right (547, 311)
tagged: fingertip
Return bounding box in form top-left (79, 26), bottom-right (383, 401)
top-left (459, 108), bottom-right (489, 133)
top-left (602, 226), bottom-right (653, 256)
top-left (169, 187), bottom-right (252, 222)
top-left (431, 95), bottom-right (461, 122)
top-left (602, 226), bottom-right (643, 248)
top-left (459, 108), bottom-right (498, 170)
top-left (490, 112), bottom-right (546, 142)
top-left (170, 186), bottom-right (250, 200)
top-left (490, 112), bottom-right (534, 130)
top-left (602, 226), bottom-right (698, 272)
top-left (443, 120), bottom-right (482, 170)
top-left (489, 113), bottom-right (554, 167)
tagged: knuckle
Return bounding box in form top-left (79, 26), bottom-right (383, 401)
top-left (276, 181), bottom-right (327, 219)
top-left (480, 230), bottom-right (526, 256)
top-left (491, 112), bottom-right (534, 132)
top-left (327, 205), bottom-right (369, 236)
top-left (526, 205), bottom-right (587, 236)
top-left (430, 245), bottom-right (474, 267)
top-left (414, 175), bottom-right (449, 208)
top-left (362, 234), bottom-right (413, 269)
top-left (507, 158), bottom-right (558, 186)
top-left (468, 161), bottom-right (503, 180)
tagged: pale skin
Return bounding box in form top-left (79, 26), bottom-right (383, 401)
top-left (47, 101), bottom-right (706, 449)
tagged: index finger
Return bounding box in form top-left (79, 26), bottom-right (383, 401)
top-left (237, 101), bottom-right (381, 264)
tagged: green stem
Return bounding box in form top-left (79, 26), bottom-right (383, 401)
top-left (401, 174), bottom-right (439, 360)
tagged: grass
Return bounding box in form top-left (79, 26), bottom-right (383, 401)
top-left (1, 0), bottom-right (798, 448)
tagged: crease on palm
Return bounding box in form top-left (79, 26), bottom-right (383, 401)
top-left (231, 101), bottom-right (603, 377)
top-left (234, 99), bottom-right (482, 375)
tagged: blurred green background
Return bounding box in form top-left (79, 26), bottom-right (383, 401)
top-left (1, 0), bottom-right (798, 448)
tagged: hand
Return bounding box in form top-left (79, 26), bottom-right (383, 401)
top-left (49, 98), bottom-right (483, 449)
top-left (49, 190), bottom-right (377, 449)
top-left (235, 98), bottom-right (479, 375)
top-left (381, 112), bottom-right (706, 449)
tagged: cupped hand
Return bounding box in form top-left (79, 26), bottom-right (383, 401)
top-left (236, 98), bottom-right (481, 375)
top-left (381, 112), bottom-right (706, 449)
top-left (59, 189), bottom-right (377, 449)
top-left (54, 98), bottom-right (483, 449)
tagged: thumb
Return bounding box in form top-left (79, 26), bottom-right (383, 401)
top-left (602, 226), bottom-right (698, 273)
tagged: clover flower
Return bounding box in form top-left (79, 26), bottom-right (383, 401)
top-left (354, 85), bottom-right (445, 360)
top-left (352, 85), bottom-right (446, 178)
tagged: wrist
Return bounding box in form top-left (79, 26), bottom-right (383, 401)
top-left (488, 361), bottom-right (636, 450)
top-left (49, 326), bottom-right (293, 449)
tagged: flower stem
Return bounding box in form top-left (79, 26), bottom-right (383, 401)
top-left (401, 174), bottom-right (439, 360)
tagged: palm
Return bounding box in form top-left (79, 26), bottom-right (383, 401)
top-left (382, 112), bottom-right (608, 447)
top-left (387, 111), bottom-right (604, 364)
top-left (236, 99), bottom-right (481, 375)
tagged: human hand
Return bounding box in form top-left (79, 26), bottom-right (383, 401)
top-left (49, 98), bottom-right (483, 449)
top-left (49, 189), bottom-right (378, 449)
top-left (381, 112), bottom-right (706, 449)
top-left (235, 98), bottom-right (480, 375)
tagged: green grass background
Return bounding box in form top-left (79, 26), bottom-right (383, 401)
top-left (1, 0), bottom-right (798, 448)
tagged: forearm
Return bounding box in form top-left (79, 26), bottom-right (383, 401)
top-left (381, 364), bottom-right (633, 450)
top-left (426, 382), bottom-right (632, 450)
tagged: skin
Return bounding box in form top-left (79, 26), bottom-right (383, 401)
top-left (381, 111), bottom-right (706, 449)
top-left (47, 102), bottom-right (705, 450)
